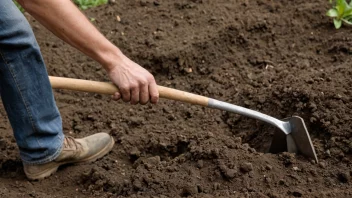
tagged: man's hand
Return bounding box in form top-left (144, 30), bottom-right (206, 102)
top-left (108, 55), bottom-right (159, 105)
top-left (18, 0), bottom-right (159, 105)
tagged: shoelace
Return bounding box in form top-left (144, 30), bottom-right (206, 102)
top-left (63, 136), bottom-right (81, 150)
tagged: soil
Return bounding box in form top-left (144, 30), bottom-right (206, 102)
top-left (0, 0), bottom-right (351, 197)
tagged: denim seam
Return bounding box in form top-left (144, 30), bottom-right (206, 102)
top-left (0, 50), bottom-right (44, 151)
top-left (21, 134), bottom-right (64, 165)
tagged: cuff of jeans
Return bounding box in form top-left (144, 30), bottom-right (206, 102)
top-left (21, 134), bottom-right (64, 165)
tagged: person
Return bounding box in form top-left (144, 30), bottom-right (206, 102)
top-left (0, 0), bottom-right (159, 180)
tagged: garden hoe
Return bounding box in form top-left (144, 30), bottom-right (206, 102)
top-left (49, 76), bottom-right (318, 163)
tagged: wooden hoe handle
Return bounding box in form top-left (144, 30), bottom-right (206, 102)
top-left (49, 76), bottom-right (209, 107)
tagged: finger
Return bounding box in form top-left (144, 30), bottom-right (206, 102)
top-left (149, 80), bottom-right (159, 104)
top-left (120, 86), bottom-right (131, 103)
top-left (139, 84), bottom-right (149, 105)
top-left (111, 92), bottom-right (121, 101)
top-left (130, 86), bottom-right (139, 105)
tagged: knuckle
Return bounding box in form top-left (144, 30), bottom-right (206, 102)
top-left (139, 79), bottom-right (148, 86)
top-left (130, 83), bottom-right (138, 90)
top-left (147, 75), bottom-right (155, 82)
top-left (119, 86), bottom-right (129, 92)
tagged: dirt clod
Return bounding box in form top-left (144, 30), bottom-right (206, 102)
top-left (240, 162), bottom-right (253, 173)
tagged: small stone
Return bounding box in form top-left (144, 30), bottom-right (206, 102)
top-left (306, 78), bottom-right (314, 84)
top-left (258, 96), bottom-right (266, 104)
top-left (129, 147), bottom-right (141, 157)
top-left (197, 160), bottom-right (204, 168)
top-left (307, 178), bottom-right (314, 182)
top-left (293, 166), bottom-right (300, 171)
top-left (240, 162), bottom-right (253, 173)
top-left (248, 148), bottom-right (256, 153)
top-left (146, 156), bottom-right (160, 166)
top-left (326, 149), bottom-right (331, 156)
top-left (140, 0), bottom-right (148, 6)
top-left (182, 185), bottom-right (198, 196)
top-left (318, 161), bottom-right (326, 169)
top-left (244, 101), bottom-right (251, 106)
top-left (133, 180), bottom-right (142, 190)
top-left (224, 169), bottom-right (237, 179)
top-left (184, 67), bottom-right (192, 73)
top-left (213, 182), bottom-right (221, 190)
top-left (233, 137), bottom-right (242, 144)
top-left (207, 132), bottom-right (214, 138)
top-left (265, 164), bottom-right (272, 170)
top-left (210, 16), bottom-right (217, 21)
top-left (310, 169), bottom-right (318, 176)
top-left (153, 1), bottom-right (160, 6)
top-left (33, 25), bottom-right (40, 30)
top-left (116, 15), bottom-right (121, 22)
top-left (74, 125), bottom-right (83, 132)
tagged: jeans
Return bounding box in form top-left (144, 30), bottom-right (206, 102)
top-left (0, 0), bottom-right (64, 165)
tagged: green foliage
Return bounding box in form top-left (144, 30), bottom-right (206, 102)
top-left (327, 0), bottom-right (352, 29)
top-left (13, 0), bottom-right (107, 12)
top-left (13, 1), bottom-right (25, 12)
top-left (73, 0), bottom-right (108, 10)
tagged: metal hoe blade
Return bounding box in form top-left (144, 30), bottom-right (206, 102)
top-left (270, 116), bottom-right (318, 162)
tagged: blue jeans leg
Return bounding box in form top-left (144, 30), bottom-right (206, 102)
top-left (0, 0), bottom-right (64, 165)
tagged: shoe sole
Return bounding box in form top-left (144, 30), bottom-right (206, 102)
top-left (26, 136), bottom-right (115, 180)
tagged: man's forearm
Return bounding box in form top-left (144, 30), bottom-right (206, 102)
top-left (18, 0), bottom-right (120, 71)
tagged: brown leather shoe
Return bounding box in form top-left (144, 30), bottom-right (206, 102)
top-left (23, 133), bottom-right (114, 180)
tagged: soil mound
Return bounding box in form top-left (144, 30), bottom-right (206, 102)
top-left (0, 0), bottom-right (351, 197)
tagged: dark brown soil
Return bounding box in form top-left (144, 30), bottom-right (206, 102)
top-left (0, 0), bottom-right (351, 197)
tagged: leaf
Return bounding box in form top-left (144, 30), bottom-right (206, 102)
top-left (334, 18), bottom-right (343, 29)
top-left (335, 4), bottom-right (346, 17)
top-left (327, 8), bottom-right (339, 17)
top-left (343, 14), bottom-right (352, 20)
top-left (342, 7), bottom-right (352, 17)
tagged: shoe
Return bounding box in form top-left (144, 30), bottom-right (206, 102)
top-left (23, 133), bottom-right (114, 180)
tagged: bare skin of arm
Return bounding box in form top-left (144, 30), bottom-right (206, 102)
top-left (17, 0), bottom-right (159, 105)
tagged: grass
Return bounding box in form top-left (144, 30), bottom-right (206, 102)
top-left (13, 1), bottom-right (24, 12)
top-left (13, 0), bottom-right (108, 12)
top-left (73, 0), bottom-right (108, 10)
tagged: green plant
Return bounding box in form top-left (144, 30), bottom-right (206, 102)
top-left (327, 0), bottom-right (352, 29)
top-left (13, 1), bottom-right (25, 12)
top-left (73, 0), bottom-right (108, 10)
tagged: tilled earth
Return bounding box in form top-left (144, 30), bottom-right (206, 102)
top-left (0, 0), bottom-right (351, 197)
